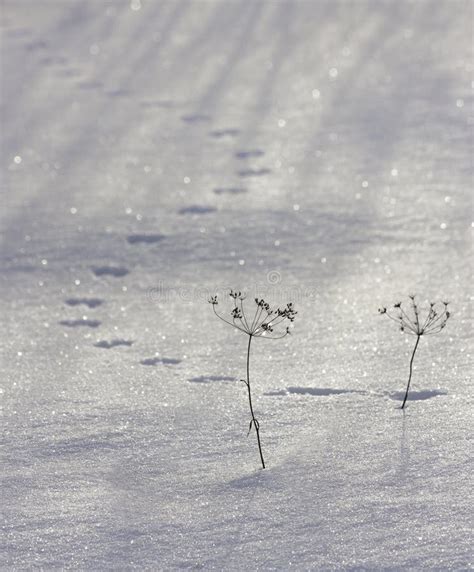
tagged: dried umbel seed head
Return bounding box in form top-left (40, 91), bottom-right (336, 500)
top-left (231, 307), bottom-right (243, 320)
top-left (210, 289), bottom-right (296, 338)
top-left (230, 290), bottom-right (244, 300)
top-left (380, 295), bottom-right (451, 336)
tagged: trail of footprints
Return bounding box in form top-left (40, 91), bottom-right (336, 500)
top-left (12, 23), bottom-right (447, 402)
top-left (15, 27), bottom-right (268, 375)
top-left (177, 105), bottom-right (272, 215)
top-left (58, 100), bottom-right (274, 370)
top-left (59, 235), bottom-right (180, 367)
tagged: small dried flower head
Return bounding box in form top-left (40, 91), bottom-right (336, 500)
top-left (231, 307), bottom-right (242, 320)
top-left (380, 295), bottom-right (451, 336)
top-left (211, 289), bottom-right (296, 339)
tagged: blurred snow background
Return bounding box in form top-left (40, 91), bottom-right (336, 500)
top-left (1, 0), bottom-right (472, 569)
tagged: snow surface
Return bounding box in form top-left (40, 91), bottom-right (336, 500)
top-left (1, 0), bottom-right (473, 569)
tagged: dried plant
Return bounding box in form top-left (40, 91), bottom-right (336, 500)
top-left (209, 290), bottom-right (296, 468)
top-left (379, 295), bottom-right (451, 409)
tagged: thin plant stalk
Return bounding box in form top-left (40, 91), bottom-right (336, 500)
top-left (402, 334), bottom-right (421, 410)
top-left (209, 290), bottom-right (296, 467)
top-left (244, 334), bottom-right (265, 469)
top-left (379, 295), bottom-right (450, 410)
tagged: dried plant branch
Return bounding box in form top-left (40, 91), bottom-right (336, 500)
top-left (209, 290), bottom-right (296, 468)
top-left (379, 295), bottom-right (451, 409)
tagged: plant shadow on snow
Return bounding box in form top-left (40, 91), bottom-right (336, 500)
top-left (188, 375), bottom-right (236, 384)
top-left (388, 389), bottom-right (448, 402)
top-left (226, 470), bottom-right (272, 490)
top-left (265, 387), bottom-right (367, 397)
top-left (34, 432), bottom-right (129, 458)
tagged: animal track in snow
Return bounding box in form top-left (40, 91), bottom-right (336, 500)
top-left (6, 28), bottom-right (33, 38)
top-left (59, 319), bottom-right (101, 328)
top-left (235, 150), bottom-right (265, 159)
top-left (65, 297), bottom-right (104, 309)
top-left (38, 55), bottom-right (68, 67)
top-left (209, 128), bottom-right (240, 138)
top-left (237, 167), bottom-right (271, 178)
top-left (94, 339), bottom-right (134, 349)
top-left (213, 187), bottom-right (247, 195)
top-left (178, 205), bottom-right (217, 215)
top-left (25, 39), bottom-right (48, 52)
top-left (76, 80), bottom-right (103, 90)
top-left (140, 357), bottom-right (182, 366)
top-left (126, 234), bottom-right (165, 245)
top-left (105, 89), bottom-right (131, 98)
top-left (181, 113), bottom-right (211, 124)
top-left (140, 99), bottom-right (176, 109)
top-left (188, 375), bottom-right (236, 383)
top-left (91, 266), bottom-right (129, 278)
top-left (57, 68), bottom-right (82, 78)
